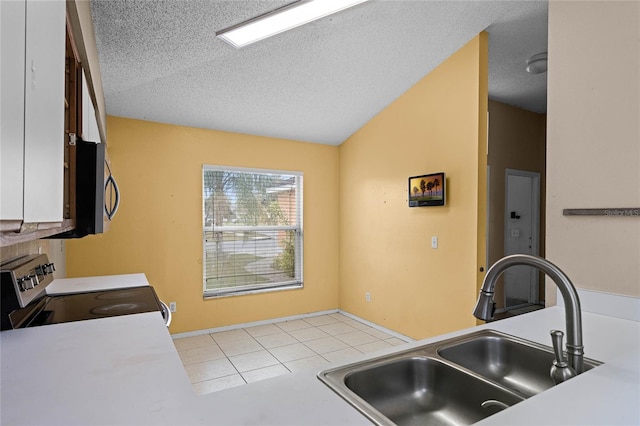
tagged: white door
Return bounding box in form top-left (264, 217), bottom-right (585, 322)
top-left (504, 169), bottom-right (540, 309)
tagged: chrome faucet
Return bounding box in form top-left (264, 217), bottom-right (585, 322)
top-left (473, 254), bottom-right (584, 375)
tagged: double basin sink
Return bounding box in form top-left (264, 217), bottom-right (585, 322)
top-left (318, 329), bottom-right (601, 426)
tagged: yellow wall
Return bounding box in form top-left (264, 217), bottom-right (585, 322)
top-left (546, 1), bottom-right (640, 303)
top-left (67, 34), bottom-right (489, 338)
top-left (338, 34), bottom-right (488, 339)
top-left (66, 117), bottom-right (340, 333)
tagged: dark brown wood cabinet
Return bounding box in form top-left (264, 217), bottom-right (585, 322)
top-left (65, 14), bottom-right (82, 224)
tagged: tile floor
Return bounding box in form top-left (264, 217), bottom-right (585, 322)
top-left (173, 312), bottom-right (410, 395)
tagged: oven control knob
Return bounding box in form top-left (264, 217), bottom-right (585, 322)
top-left (22, 276), bottom-right (35, 290)
top-left (43, 263), bottom-right (56, 274)
top-left (35, 265), bottom-right (44, 276)
top-left (29, 274), bottom-right (40, 286)
top-left (17, 277), bottom-right (28, 292)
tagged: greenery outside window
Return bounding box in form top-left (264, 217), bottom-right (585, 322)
top-left (203, 166), bottom-right (303, 297)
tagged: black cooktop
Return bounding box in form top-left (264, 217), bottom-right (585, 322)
top-left (10, 286), bottom-right (162, 328)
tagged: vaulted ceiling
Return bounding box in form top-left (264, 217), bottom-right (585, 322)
top-left (91, 0), bottom-right (548, 145)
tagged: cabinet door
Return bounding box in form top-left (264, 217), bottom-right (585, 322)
top-left (0, 0), bottom-right (26, 225)
top-left (23, 0), bottom-right (65, 223)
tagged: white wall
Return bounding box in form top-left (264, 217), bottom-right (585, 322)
top-left (546, 1), bottom-right (640, 304)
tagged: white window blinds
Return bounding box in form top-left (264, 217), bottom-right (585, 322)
top-left (203, 166), bottom-right (303, 297)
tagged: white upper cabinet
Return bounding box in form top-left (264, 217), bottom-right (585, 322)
top-left (0, 0), bottom-right (65, 227)
top-left (0, 0), bottom-right (27, 225)
top-left (23, 0), bottom-right (66, 223)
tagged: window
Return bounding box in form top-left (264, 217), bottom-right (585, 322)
top-left (203, 166), bottom-right (303, 297)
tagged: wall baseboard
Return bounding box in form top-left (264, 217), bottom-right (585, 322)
top-left (171, 309), bottom-right (414, 342)
top-left (171, 309), bottom-right (339, 339)
top-left (337, 309), bottom-right (414, 342)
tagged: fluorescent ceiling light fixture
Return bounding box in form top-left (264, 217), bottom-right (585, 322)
top-left (216, 0), bottom-right (368, 48)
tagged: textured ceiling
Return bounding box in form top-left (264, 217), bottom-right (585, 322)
top-left (91, 0), bottom-right (548, 145)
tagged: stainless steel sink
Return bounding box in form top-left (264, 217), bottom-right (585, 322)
top-left (437, 332), bottom-right (601, 398)
top-left (318, 329), bottom-right (603, 426)
top-left (344, 356), bottom-right (523, 426)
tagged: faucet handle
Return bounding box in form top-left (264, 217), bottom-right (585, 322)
top-left (550, 330), bottom-right (576, 384)
top-left (550, 330), bottom-right (567, 364)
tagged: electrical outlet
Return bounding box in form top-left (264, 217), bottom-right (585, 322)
top-left (365, 292), bottom-right (371, 302)
top-left (431, 236), bottom-right (438, 249)
top-left (169, 302), bottom-right (177, 313)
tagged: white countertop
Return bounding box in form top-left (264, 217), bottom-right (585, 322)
top-left (1, 307), bottom-right (639, 425)
top-left (0, 312), bottom-right (367, 425)
top-left (46, 273), bottom-right (150, 295)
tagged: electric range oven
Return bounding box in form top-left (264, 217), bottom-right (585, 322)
top-left (1, 254), bottom-right (166, 330)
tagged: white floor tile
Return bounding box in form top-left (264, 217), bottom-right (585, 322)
top-left (347, 320), bottom-right (375, 331)
top-left (177, 312), bottom-right (410, 390)
top-left (254, 332), bottom-right (298, 349)
top-left (268, 343), bottom-right (317, 363)
top-left (303, 336), bottom-right (350, 354)
top-left (287, 327), bottom-right (330, 342)
top-left (241, 364), bottom-right (290, 383)
top-left (184, 358), bottom-right (237, 383)
top-left (339, 319), bottom-right (364, 328)
top-left (334, 330), bottom-right (379, 346)
top-left (245, 324), bottom-right (283, 337)
top-left (322, 347), bottom-right (363, 363)
top-left (275, 319), bottom-right (313, 332)
top-left (173, 334), bottom-right (215, 351)
top-left (284, 355), bottom-right (329, 373)
top-left (192, 374), bottom-right (246, 395)
top-left (217, 337), bottom-right (263, 357)
top-left (356, 340), bottom-right (393, 353)
top-left (210, 329), bottom-right (252, 344)
top-left (178, 344), bottom-right (226, 365)
top-left (385, 337), bottom-right (409, 346)
top-left (317, 322), bottom-right (358, 336)
top-left (328, 313), bottom-right (352, 322)
top-left (229, 350), bottom-right (280, 373)
top-left (303, 315), bottom-right (339, 326)
top-left (362, 327), bottom-right (395, 340)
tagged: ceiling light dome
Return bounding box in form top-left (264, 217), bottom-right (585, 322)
top-left (526, 52), bottom-right (548, 74)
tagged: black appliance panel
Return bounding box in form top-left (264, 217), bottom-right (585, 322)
top-left (10, 286), bottom-right (162, 328)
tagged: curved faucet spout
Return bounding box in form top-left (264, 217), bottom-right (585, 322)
top-left (473, 254), bottom-right (584, 374)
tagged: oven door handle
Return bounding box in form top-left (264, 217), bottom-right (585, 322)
top-left (104, 161), bottom-right (120, 221)
top-left (159, 301), bottom-right (172, 328)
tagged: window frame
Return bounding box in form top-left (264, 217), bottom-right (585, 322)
top-left (202, 165), bottom-right (303, 298)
